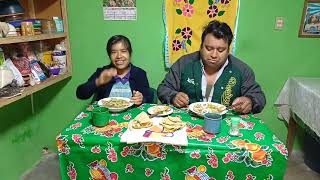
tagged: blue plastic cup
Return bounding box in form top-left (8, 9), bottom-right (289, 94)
top-left (203, 113), bottom-right (222, 134)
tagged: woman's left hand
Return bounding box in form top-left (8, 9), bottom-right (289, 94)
top-left (131, 90), bottom-right (143, 105)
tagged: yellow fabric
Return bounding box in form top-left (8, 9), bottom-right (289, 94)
top-left (164, 0), bottom-right (239, 66)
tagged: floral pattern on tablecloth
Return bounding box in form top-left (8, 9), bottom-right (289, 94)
top-left (57, 104), bottom-right (287, 179)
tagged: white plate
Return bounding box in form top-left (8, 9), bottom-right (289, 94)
top-left (147, 105), bottom-right (173, 116)
top-left (97, 97), bottom-right (134, 112)
top-left (189, 102), bottom-right (227, 117)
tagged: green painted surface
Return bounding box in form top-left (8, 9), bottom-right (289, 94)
top-left (0, 0), bottom-right (319, 179)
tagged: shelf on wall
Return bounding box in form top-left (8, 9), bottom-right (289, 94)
top-left (0, 33), bottom-right (67, 45)
top-left (0, 72), bottom-right (71, 108)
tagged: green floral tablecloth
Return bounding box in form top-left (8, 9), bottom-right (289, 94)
top-left (57, 104), bottom-right (288, 180)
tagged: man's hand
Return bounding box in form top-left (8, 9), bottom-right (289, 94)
top-left (173, 92), bottom-right (189, 108)
top-left (231, 96), bottom-right (252, 114)
top-left (95, 68), bottom-right (117, 87)
top-left (131, 90), bottom-right (143, 105)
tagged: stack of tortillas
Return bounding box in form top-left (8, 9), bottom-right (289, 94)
top-left (160, 116), bottom-right (185, 132)
top-left (130, 112), bottom-right (153, 129)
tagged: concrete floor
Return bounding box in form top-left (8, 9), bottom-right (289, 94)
top-left (20, 150), bottom-right (320, 180)
top-left (284, 150), bottom-right (320, 180)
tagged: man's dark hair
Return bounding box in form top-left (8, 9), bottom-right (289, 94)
top-left (106, 35), bottom-right (132, 57)
top-left (201, 20), bottom-right (234, 47)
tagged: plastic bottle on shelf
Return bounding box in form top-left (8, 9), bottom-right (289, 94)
top-left (52, 41), bottom-right (67, 74)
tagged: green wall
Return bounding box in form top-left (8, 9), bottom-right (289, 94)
top-left (1, 0), bottom-right (319, 179)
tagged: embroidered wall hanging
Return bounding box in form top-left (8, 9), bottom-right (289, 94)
top-left (164, 0), bottom-right (239, 67)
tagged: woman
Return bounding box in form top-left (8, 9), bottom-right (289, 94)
top-left (76, 35), bottom-right (152, 105)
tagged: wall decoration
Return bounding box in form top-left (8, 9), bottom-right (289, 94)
top-left (103, 0), bottom-right (137, 20)
top-left (299, 0), bottom-right (320, 37)
top-left (164, 0), bottom-right (239, 67)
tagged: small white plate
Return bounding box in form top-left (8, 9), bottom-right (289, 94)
top-left (147, 105), bottom-right (173, 116)
top-left (189, 102), bottom-right (227, 117)
top-left (97, 97), bottom-right (134, 113)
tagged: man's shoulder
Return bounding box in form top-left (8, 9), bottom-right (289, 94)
top-left (229, 55), bottom-right (253, 73)
top-left (173, 51), bottom-right (200, 68)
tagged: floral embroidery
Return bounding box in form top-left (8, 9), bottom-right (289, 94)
top-left (221, 77), bottom-right (236, 106)
top-left (207, 5), bottom-right (218, 18)
top-left (221, 0), bottom-right (231, 4)
top-left (182, 3), bottom-right (194, 17)
top-left (181, 27), bottom-right (192, 39)
top-left (172, 39), bottom-right (182, 51)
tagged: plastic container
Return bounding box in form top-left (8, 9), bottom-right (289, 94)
top-left (21, 21), bottom-right (34, 36)
top-left (41, 19), bottom-right (56, 34)
top-left (49, 67), bottom-right (60, 75)
top-left (92, 107), bottom-right (110, 127)
top-left (52, 50), bottom-right (66, 74)
top-left (53, 17), bottom-right (63, 33)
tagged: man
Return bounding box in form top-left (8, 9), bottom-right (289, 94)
top-left (157, 20), bottom-right (266, 114)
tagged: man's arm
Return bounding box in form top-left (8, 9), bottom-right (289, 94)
top-left (240, 66), bottom-right (266, 114)
top-left (157, 61), bottom-right (182, 104)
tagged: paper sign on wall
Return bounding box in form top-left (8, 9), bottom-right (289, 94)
top-left (103, 0), bottom-right (137, 20)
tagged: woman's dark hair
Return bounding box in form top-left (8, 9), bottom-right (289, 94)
top-left (106, 35), bottom-right (132, 57)
top-left (201, 20), bottom-right (233, 47)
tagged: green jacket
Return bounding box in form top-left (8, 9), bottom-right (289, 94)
top-left (157, 51), bottom-right (266, 113)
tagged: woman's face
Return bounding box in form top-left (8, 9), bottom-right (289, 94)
top-left (110, 41), bottom-right (131, 71)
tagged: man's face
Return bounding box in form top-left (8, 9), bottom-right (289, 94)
top-left (110, 42), bottom-right (131, 71)
top-left (200, 34), bottom-right (229, 70)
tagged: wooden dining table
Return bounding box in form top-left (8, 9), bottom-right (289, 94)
top-left (56, 103), bottom-right (287, 180)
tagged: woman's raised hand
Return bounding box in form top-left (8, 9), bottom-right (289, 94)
top-left (96, 68), bottom-right (117, 87)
